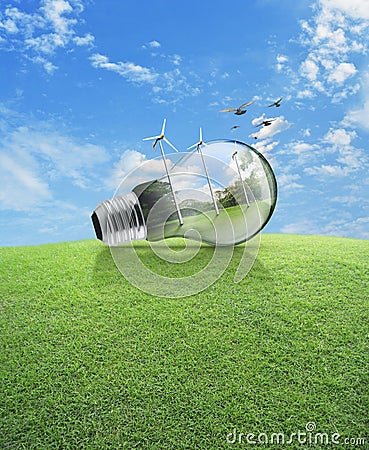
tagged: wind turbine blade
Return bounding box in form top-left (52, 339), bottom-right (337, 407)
top-left (161, 118), bottom-right (167, 136)
top-left (186, 143), bottom-right (198, 151)
top-left (153, 137), bottom-right (161, 148)
top-left (199, 127), bottom-right (203, 143)
top-left (143, 135), bottom-right (160, 141)
top-left (163, 137), bottom-right (179, 152)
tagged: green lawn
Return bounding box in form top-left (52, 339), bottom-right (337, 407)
top-left (1, 234), bottom-right (368, 449)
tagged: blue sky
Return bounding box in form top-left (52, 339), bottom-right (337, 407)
top-left (1, 0), bottom-right (369, 246)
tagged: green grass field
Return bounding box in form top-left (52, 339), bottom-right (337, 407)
top-left (1, 234), bottom-right (368, 449)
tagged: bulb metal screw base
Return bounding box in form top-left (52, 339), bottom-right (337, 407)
top-left (91, 191), bottom-right (147, 246)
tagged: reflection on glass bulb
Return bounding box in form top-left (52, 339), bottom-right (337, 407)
top-left (91, 140), bottom-right (277, 247)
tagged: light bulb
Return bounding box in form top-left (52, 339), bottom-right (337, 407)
top-left (91, 139), bottom-right (277, 247)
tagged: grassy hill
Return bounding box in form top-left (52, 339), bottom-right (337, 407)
top-left (1, 234), bottom-right (368, 449)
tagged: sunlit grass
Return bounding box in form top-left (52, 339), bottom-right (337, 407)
top-left (1, 234), bottom-right (368, 449)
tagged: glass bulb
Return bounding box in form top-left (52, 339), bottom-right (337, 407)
top-left (91, 140), bottom-right (277, 247)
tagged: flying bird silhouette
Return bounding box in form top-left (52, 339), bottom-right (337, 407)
top-left (255, 118), bottom-right (276, 127)
top-left (268, 97), bottom-right (283, 108)
top-left (230, 125), bottom-right (240, 130)
top-left (220, 100), bottom-right (255, 115)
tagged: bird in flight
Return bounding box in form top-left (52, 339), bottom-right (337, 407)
top-left (268, 97), bottom-right (283, 108)
top-left (255, 118), bottom-right (276, 127)
top-left (230, 125), bottom-right (240, 130)
top-left (220, 100), bottom-right (255, 115)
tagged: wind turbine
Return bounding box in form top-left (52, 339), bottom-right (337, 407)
top-left (143, 119), bottom-right (183, 225)
top-left (232, 150), bottom-right (250, 207)
top-left (187, 128), bottom-right (219, 215)
top-left (143, 118), bottom-right (179, 152)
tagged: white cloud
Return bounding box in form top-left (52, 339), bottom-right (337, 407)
top-left (292, 142), bottom-right (317, 153)
top-left (281, 214), bottom-right (369, 240)
top-left (276, 54), bottom-right (288, 72)
top-left (331, 195), bottom-right (366, 204)
top-left (278, 140), bottom-right (319, 166)
top-left (297, 89), bottom-right (315, 99)
top-left (23, 131), bottom-right (108, 188)
top-left (172, 54), bottom-right (181, 66)
top-left (108, 149), bottom-right (147, 190)
top-left (343, 71), bottom-right (369, 130)
top-left (1, 200), bottom-right (94, 245)
top-left (41, 0), bottom-right (74, 36)
top-left (300, 59), bottom-right (319, 81)
top-left (344, 99), bottom-right (369, 130)
top-left (0, 109), bottom-right (109, 211)
top-left (327, 62), bottom-right (357, 84)
top-left (304, 164), bottom-right (350, 176)
top-left (336, 147), bottom-right (365, 170)
top-left (321, 0), bottom-right (369, 20)
top-left (253, 138), bottom-right (279, 154)
top-left (0, 16), bottom-right (18, 33)
top-left (323, 128), bottom-right (356, 146)
top-left (109, 150), bottom-right (172, 194)
top-left (149, 40), bottom-right (161, 48)
top-left (357, 216), bottom-right (369, 224)
top-left (277, 54), bottom-right (288, 63)
top-left (0, 0), bottom-right (93, 71)
top-left (101, 44), bottom-right (200, 102)
top-left (0, 152), bottom-right (52, 210)
top-left (302, 128), bottom-right (311, 137)
top-left (313, 22), bottom-right (333, 43)
top-left (281, 219), bottom-right (320, 235)
top-left (28, 55), bottom-right (58, 73)
top-left (90, 53), bottom-right (159, 84)
top-left (152, 68), bottom-right (201, 102)
top-left (251, 115), bottom-right (291, 140)
top-left (0, 7), bottom-right (41, 36)
top-left (90, 50), bottom-right (200, 101)
top-left (331, 82), bottom-right (360, 103)
top-left (297, 126), bottom-right (367, 178)
top-left (296, 0), bottom-right (368, 98)
top-left (73, 33), bottom-right (94, 46)
top-left (25, 34), bottom-right (63, 55)
top-left (278, 173), bottom-right (303, 190)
